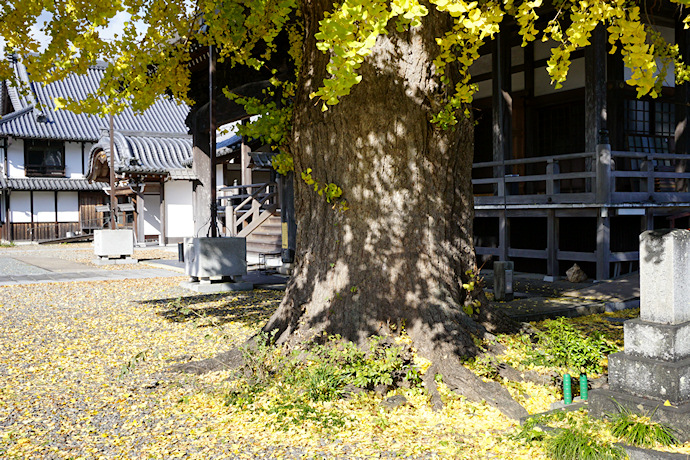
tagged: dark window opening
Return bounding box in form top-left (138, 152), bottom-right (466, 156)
top-left (534, 101), bottom-right (585, 157)
top-left (25, 139), bottom-right (65, 177)
top-left (624, 99), bottom-right (675, 153)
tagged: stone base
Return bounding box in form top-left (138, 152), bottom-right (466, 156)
top-left (608, 352), bottom-right (690, 403)
top-left (624, 319), bottom-right (690, 362)
top-left (93, 257), bottom-right (138, 265)
top-left (180, 280), bottom-right (253, 293)
top-left (589, 388), bottom-right (690, 443)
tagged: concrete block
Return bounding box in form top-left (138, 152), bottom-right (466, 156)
top-left (589, 388), bottom-right (690, 443)
top-left (494, 261), bottom-right (514, 301)
top-left (184, 237), bottom-right (247, 278)
top-left (607, 352), bottom-right (690, 403)
top-left (624, 319), bottom-right (690, 362)
top-left (640, 229), bottom-right (690, 325)
top-left (94, 229), bottom-right (134, 258)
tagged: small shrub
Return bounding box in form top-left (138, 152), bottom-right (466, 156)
top-left (529, 317), bottom-right (615, 374)
top-left (546, 426), bottom-right (627, 460)
top-left (511, 410), bottom-right (568, 444)
top-left (609, 405), bottom-right (678, 447)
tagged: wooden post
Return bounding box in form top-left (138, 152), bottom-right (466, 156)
top-left (492, 31), bottom-right (512, 189)
top-left (54, 191), bottom-right (58, 239)
top-left (499, 210), bottom-right (509, 262)
top-left (546, 209), bottom-right (558, 280)
top-left (136, 192), bottom-right (145, 244)
top-left (585, 26), bottom-right (607, 152)
top-left (596, 208), bottom-right (611, 280)
top-left (109, 113), bottom-right (117, 229)
top-left (596, 139), bottom-right (612, 204)
top-left (159, 183), bottom-right (166, 246)
top-left (192, 121), bottom-right (212, 237)
top-left (206, 45), bottom-right (219, 238)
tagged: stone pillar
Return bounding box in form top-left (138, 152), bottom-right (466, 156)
top-left (589, 229), bottom-right (690, 442)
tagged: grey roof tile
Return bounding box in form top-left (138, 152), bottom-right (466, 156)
top-left (6, 177), bottom-right (107, 191)
top-left (88, 130), bottom-right (194, 177)
top-left (0, 57), bottom-right (189, 141)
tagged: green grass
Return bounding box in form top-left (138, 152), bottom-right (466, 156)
top-left (609, 404), bottom-right (678, 447)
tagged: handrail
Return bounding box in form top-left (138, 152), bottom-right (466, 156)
top-left (218, 182), bottom-right (279, 237)
top-left (611, 151), bottom-right (690, 160)
top-left (472, 151), bottom-right (596, 169)
top-left (471, 148), bottom-right (690, 204)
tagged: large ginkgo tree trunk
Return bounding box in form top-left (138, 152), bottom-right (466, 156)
top-left (262, 0), bottom-right (527, 419)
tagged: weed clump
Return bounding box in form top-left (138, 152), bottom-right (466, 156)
top-left (225, 333), bottom-right (425, 431)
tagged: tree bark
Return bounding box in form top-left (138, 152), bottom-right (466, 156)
top-left (262, 1), bottom-right (527, 420)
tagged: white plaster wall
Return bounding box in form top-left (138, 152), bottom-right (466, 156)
top-left (143, 194), bottom-right (161, 236)
top-left (164, 181), bottom-right (194, 238)
top-left (57, 191), bottom-right (79, 222)
top-left (10, 191), bottom-right (31, 223)
top-left (33, 191), bottom-right (55, 223)
top-left (216, 164), bottom-right (225, 187)
top-left (65, 142), bottom-right (88, 178)
top-left (7, 139), bottom-right (25, 178)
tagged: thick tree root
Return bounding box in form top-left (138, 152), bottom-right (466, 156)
top-left (170, 348), bottom-right (244, 375)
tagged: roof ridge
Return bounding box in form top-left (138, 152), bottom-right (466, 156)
top-left (0, 105), bottom-right (34, 123)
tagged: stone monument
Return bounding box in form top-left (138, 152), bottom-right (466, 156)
top-left (589, 229), bottom-right (690, 442)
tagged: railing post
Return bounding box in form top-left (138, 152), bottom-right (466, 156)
top-left (546, 159), bottom-right (560, 197)
top-left (595, 135), bottom-right (612, 204)
top-left (643, 154), bottom-right (655, 196)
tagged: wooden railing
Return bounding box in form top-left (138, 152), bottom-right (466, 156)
top-left (472, 151), bottom-right (596, 205)
top-left (217, 182), bottom-right (279, 237)
top-left (472, 147), bottom-right (690, 206)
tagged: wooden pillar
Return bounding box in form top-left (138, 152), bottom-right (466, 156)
top-left (192, 121), bottom-right (212, 238)
top-left (54, 191), bottom-right (59, 239)
top-left (159, 182), bottom-right (166, 246)
top-left (29, 190), bottom-right (34, 241)
top-left (499, 210), bottom-right (510, 262)
top-left (585, 25), bottom-right (607, 152)
top-left (136, 192), bottom-right (145, 244)
top-left (240, 138), bottom-right (252, 187)
top-left (643, 208), bottom-right (654, 231)
top-left (492, 30), bottom-right (512, 191)
top-left (524, 42), bottom-right (535, 158)
top-left (596, 208), bottom-right (611, 280)
top-left (607, 44), bottom-right (625, 151)
top-left (675, 19), bottom-right (690, 155)
top-left (546, 209), bottom-right (559, 280)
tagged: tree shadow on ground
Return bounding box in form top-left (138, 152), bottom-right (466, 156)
top-left (138, 291), bottom-right (283, 329)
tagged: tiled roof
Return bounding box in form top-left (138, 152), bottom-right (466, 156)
top-left (6, 177), bottom-right (106, 191)
top-left (0, 56), bottom-right (189, 141)
top-left (169, 168), bottom-right (198, 180)
top-left (88, 129), bottom-right (194, 177)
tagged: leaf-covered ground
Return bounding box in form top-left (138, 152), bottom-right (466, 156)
top-left (2, 276), bottom-right (687, 458)
top-left (0, 277), bottom-right (548, 459)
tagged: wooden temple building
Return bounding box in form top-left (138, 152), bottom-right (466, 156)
top-left (471, 11), bottom-right (690, 280)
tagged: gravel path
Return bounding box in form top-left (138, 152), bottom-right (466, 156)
top-left (0, 277), bottom-right (298, 459)
top-left (0, 257), bottom-right (50, 276)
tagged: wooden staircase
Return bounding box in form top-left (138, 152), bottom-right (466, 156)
top-left (218, 182), bottom-right (282, 267)
top-left (245, 214), bottom-right (282, 264)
